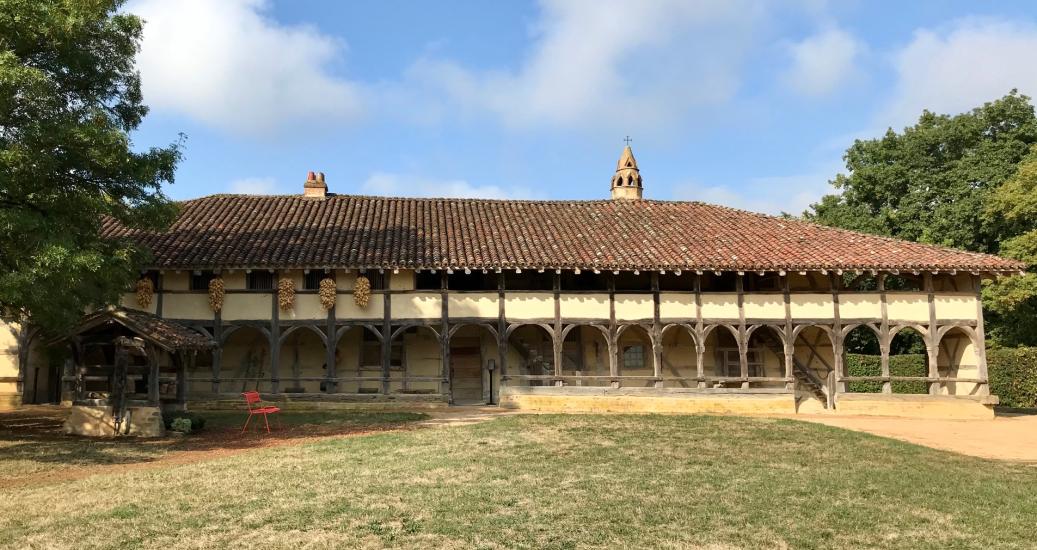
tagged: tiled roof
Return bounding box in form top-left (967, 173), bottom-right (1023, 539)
top-left (100, 194), bottom-right (1024, 273)
top-left (58, 308), bottom-right (215, 351)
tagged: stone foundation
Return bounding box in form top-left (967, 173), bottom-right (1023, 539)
top-left (834, 394), bottom-right (997, 420)
top-left (0, 392), bottom-right (22, 411)
top-left (500, 387), bottom-right (798, 415)
top-left (64, 405), bottom-right (165, 437)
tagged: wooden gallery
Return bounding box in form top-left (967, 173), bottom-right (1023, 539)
top-left (1, 147), bottom-right (1025, 430)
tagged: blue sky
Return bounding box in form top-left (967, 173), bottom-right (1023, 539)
top-left (127, 0), bottom-right (1037, 214)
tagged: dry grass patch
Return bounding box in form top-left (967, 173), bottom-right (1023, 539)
top-left (0, 414), bottom-right (1035, 549)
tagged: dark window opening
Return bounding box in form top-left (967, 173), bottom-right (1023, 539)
top-left (357, 271), bottom-right (386, 290)
top-left (246, 271), bottom-right (274, 291)
top-left (189, 271), bottom-right (215, 291)
top-left (504, 271), bottom-right (555, 291)
top-left (303, 270), bottom-right (333, 290)
top-left (884, 274), bottom-right (923, 291)
top-left (658, 272), bottom-right (695, 291)
top-left (359, 329), bottom-right (403, 369)
top-left (560, 271), bottom-right (609, 291)
top-left (700, 272), bottom-right (737, 292)
top-left (613, 271), bottom-right (651, 291)
top-left (744, 273), bottom-right (781, 292)
top-left (448, 270), bottom-right (497, 291)
top-left (415, 270), bottom-right (441, 290)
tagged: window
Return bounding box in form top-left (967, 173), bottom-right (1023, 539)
top-left (189, 271), bottom-right (214, 291)
top-left (448, 270), bottom-right (497, 291)
top-left (744, 273), bottom-right (781, 292)
top-left (246, 271), bottom-right (274, 291)
top-left (718, 349), bottom-right (764, 377)
top-left (560, 271), bottom-right (609, 291)
top-left (614, 271), bottom-right (651, 291)
top-left (415, 270), bottom-right (441, 290)
top-left (504, 271), bottom-right (555, 291)
top-left (658, 272), bottom-right (694, 291)
top-left (357, 272), bottom-right (386, 290)
top-left (700, 272), bottom-right (737, 292)
top-left (303, 270), bottom-right (333, 290)
top-left (622, 345), bottom-right (645, 370)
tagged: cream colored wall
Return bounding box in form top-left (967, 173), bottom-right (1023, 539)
top-left (222, 272), bottom-right (246, 289)
top-left (395, 293), bottom-right (442, 319)
top-left (614, 294), bottom-right (653, 321)
top-left (743, 294), bottom-right (784, 320)
top-left (335, 294), bottom-right (383, 320)
top-left (505, 293), bottom-right (553, 320)
top-left (789, 294), bottom-right (834, 319)
top-left (334, 329), bottom-right (367, 393)
top-left (887, 293), bottom-right (930, 322)
top-left (560, 294), bottom-right (609, 319)
top-left (392, 328), bottom-right (441, 393)
top-left (280, 329), bottom-right (329, 393)
top-left (659, 328), bottom-right (696, 381)
top-left (0, 321), bottom-right (21, 408)
top-left (220, 328), bottom-right (272, 394)
top-left (840, 294), bottom-right (882, 319)
top-left (934, 295), bottom-right (978, 320)
top-left (222, 294), bottom-right (271, 321)
top-left (160, 294), bottom-right (211, 320)
top-left (659, 294), bottom-right (694, 319)
top-left (700, 294), bottom-right (738, 320)
top-left (163, 272), bottom-right (189, 291)
top-left (447, 293), bottom-right (497, 318)
top-left (120, 293), bottom-right (157, 314)
top-left (616, 327), bottom-right (653, 386)
top-left (390, 270), bottom-right (415, 291)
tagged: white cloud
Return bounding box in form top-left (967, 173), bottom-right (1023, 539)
top-left (672, 160), bottom-right (842, 215)
top-left (784, 26), bottom-right (862, 96)
top-left (360, 172), bottom-right (536, 200)
top-left (404, 0), bottom-right (767, 131)
top-left (130, 0), bottom-right (363, 134)
top-left (228, 177), bottom-right (277, 195)
top-left (880, 18), bottom-right (1037, 127)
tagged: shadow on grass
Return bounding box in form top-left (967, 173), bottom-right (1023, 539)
top-left (0, 407), bottom-right (428, 475)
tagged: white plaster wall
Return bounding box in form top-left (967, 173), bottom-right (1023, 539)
top-left (743, 294), bottom-right (784, 319)
top-left (887, 293), bottom-right (930, 322)
top-left (700, 294), bottom-right (738, 320)
top-left (789, 294), bottom-right (834, 319)
top-left (839, 294), bottom-right (882, 319)
top-left (394, 293), bottom-right (442, 319)
top-left (614, 295), bottom-right (653, 321)
top-left (560, 294), bottom-right (610, 319)
top-left (659, 294), bottom-right (695, 320)
top-left (162, 294), bottom-right (212, 320)
top-left (505, 293), bottom-right (554, 320)
top-left (448, 293), bottom-right (498, 318)
top-left (934, 295), bottom-right (978, 321)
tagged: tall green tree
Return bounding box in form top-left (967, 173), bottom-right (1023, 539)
top-left (805, 92), bottom-right (1037, 346)
top-left (0, 0), bottom-right (180, 331)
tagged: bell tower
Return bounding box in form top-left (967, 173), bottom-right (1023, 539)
top-left (610, 141), bottom-right (643, 200)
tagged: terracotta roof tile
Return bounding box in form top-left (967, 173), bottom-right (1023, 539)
top-left (100, 194), bottom-right (1024, 273)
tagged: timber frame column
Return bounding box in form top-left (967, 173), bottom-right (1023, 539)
top-left (830, 272), bottom-right (845, 395)
top-left (552, 271), bottom-right (563, 387)
top-left (736, 273), bottom-right (749, 389)
top-left (651, 272), bottom-right (663, 388)
top-left (212, 306), bottom-right (222, 395)
top-left (440, 270), bottom-right (451, 399)
top-left (972, 273), bottom-right (990, 395)
top-left (694, 273), bottom-right (705, 389)
top-left (878, 273), bottom-right (891, 394)
top-left (381, 271), bottom-right (392, 395)
top-left (608, 272), bottom-right (619, 388)
top-left (497, 271), bottom-right (507, 385)
top-left (270, 270), bottom-right (280, 394)
top-left (324, 277), bottom-right (336, 393)
top-left (924, 272), bottom-right (940, 395)
top-left (782, 273), bottom-right (794, 391)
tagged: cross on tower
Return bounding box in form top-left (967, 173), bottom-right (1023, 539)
top-left (623, 136), bottom-right (632, 146)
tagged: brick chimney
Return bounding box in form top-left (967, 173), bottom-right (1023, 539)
top-left (303, 171), bottom-right (327, 198)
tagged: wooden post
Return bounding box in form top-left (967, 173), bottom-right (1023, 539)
top-left (736, 274), bottom-right (749, 389)
top-left (782, 273), bottom-right (794, 391)
top-left (878, 273), bottom-right (891, 394)
top-left (177, 352), bottom-right (189, 406)
top-left (694, 273), bottom-right (705, 388)
top-left (925, 272), bottom-right (939, 395)
top-left (382, 272), bottom-right (392, 395)
top-left (608, 272), bottom-right (619, 387)
top-left (651, 272), bottom-right (663, 388)
top-left (441, 269), bottom-right (451, 399)
top-left (147, 346), bottom-right (160, 406)
top-left (213, 309), bottom-right (222, 395)
top-left (973, 274), bottom-right (989, 394)
top-left (830, 272), bottom-right (844, 395)
top-left (325, 299), bottom-right (336, 393)
top-left (552, 271), bottom-right (563, 386)
top-left (497, 271), bottom-right (507, 384)
top-left (156, 271), bottom-right (164, 318)
top-left (270, 270), bottom-right (280, 394)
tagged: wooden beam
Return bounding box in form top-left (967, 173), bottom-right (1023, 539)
top-left (651, 271), bottom-right (663, 388)
top-left (270, 271), bottom-right (280, 394)
top-left (878, 273), bottom-right (891, 394)
top-left (694, 274), bottom-right (705, 389)
top-left (736, 274), bottom-right (748, 389)
top-left (382, 275), bottom-right (392, 395)
top-left (552, 271), bottom-right (563, 385)
top-left (782, 274), bottom-right (793, 390)
top-left (973, 274), bottom-right (989, 392)
top-left (608, 272), bottom-right (618, 387)
top-left (925, 272), bottom-right (939, 395)
top-left (441, 269), bottom-right (451, 399)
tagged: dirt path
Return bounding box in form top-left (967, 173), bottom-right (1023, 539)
top-left (793, 413), bottom-right (1037, 462)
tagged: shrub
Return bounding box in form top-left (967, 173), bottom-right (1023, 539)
top-left (988, 347), bottom-right (1037, 408)
top-left (170, 417), bottom-right (192, 434)
top-left (164, 411), bottom-right (206, 432)
top-left (845, 354), bottom-right (927, 394)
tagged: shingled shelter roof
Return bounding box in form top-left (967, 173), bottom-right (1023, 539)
top-left (54, 308), bottom-right (215, 352)
top-left (100, 194), bottom-right (1024, 274)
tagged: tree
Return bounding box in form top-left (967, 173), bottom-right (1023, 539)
top-left (805, 92), bottom-right (1037, 346)
top-left (0, 0), bottom-right (180, 332)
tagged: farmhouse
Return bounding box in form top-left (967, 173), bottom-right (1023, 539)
top-left (2, 147), bottom-right (1025, 419)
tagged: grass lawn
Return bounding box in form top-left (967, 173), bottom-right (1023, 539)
top-left (1, 414), bottom-right (1036, 549)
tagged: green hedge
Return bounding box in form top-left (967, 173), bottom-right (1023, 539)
top-left (988, 347), bottom-right (1037, 408)
top-left (844, 353), bottom-right (928, 394)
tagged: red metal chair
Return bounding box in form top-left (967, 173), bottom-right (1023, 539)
top-left (241, 391), bottom-right (281, 433)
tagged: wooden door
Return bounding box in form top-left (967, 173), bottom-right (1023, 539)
top-left (450, 339), bottom-right (483, 404)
